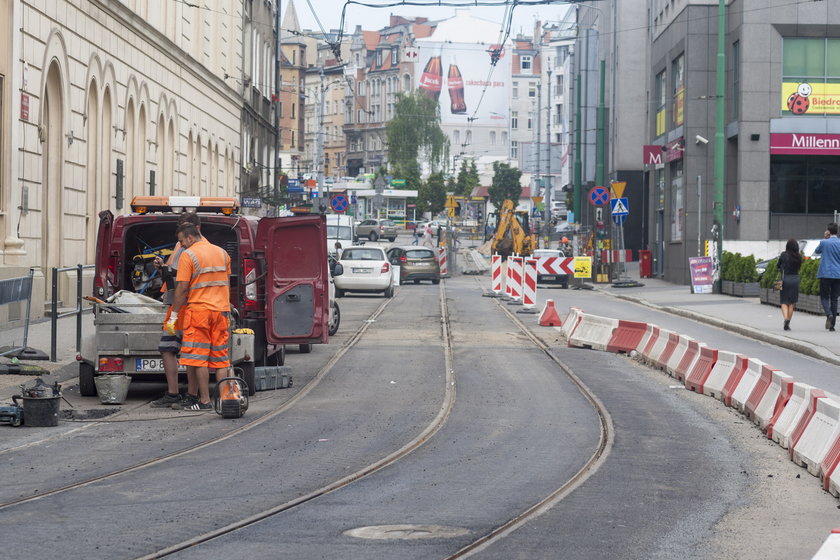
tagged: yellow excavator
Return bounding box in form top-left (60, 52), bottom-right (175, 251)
top-left (490, 199), bottom-right (536, 259)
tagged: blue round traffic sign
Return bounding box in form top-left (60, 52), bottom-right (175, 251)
top-left (330, 194), bottom-right (349, 213)
top-left (589, 186), bottom-right (610, 206)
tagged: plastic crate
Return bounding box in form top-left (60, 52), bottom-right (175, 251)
top-left (253, 366), bottom-right (292, 391)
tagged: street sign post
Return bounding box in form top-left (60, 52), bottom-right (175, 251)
top-left (330, 194), bottom-right (349, 213)
top-left (589, 186), bottom-right (610, 206)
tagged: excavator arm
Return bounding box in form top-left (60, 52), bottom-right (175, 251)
top-left (490, 199), bottom-right (536, 259)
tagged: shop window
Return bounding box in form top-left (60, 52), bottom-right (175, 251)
top-left (770, 157), bottom-right (840, 214)
top-left (670, 160), bottom-right (684, 242)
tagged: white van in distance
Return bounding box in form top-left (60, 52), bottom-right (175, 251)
top-left (326, 214), bottom-right (356, 256)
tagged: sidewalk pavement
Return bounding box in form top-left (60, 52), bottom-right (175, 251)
top-left (596, 261), bottom-right (840, 367)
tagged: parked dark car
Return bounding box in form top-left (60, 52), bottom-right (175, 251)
top-left (387, 246), bottom-right (441, 285)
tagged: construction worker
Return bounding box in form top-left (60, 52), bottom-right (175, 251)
top-left (150, 212), bottom-right (201, 408)
top-left (166, 221), bottom-right (232, 411)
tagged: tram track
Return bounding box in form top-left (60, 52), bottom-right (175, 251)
top-left (139, 279), bottom-right (613, 559)
top-left (0, 295), bottom-right (394, 512)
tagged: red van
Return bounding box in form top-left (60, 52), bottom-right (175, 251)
top-left (83, 196), bottom-right (329, 396)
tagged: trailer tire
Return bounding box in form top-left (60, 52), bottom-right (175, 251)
top-left (237, 361), bottom-right (256, 396)
top-left (299, 343), bottom-right (312, 354)
top-left (79, 362), bottom-right (97, 397)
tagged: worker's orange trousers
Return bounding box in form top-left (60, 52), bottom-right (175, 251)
top-left (179, 307), bottom-right (230, 369)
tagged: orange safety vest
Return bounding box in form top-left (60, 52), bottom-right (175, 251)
top-left (176, 237), bottom-right (231, 311)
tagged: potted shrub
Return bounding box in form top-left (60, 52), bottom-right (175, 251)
top-left (721, 251), bottom-right (735, 295)
top-left (759, 258), bottom-right (780, 306)
top-left (796, 258), bottom-right (823, 314)
top-left (734, 254), bottom-right (760, 297)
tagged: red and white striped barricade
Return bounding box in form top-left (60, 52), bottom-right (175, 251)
top-left (636, 324), bottom-right (661, 362)
top-left (744, 369), bottom-right (793, 429)
top-left (535, 256), bottom-right (575, 281)
top-left (560, 307), bottom-right (584, 340)
top-left (772, 383), bottom-right (818, 447)
top-left (729, 359), bottom-right (774, 413)
top-left (685, 346), bottom-right (718, 393)
top-left (517, 258), bottom-right (539, 313)
top-left (810, 528), bottom-right (840, 558)
top-left (438, 247), bottom-right (449, 277)
top-left (606, 320), bottom-right (648, 354)
top-left (508, 255), bottom-right (524, 304)
top-left (652, 331), bottom-right (680, 371)
top-left (568, 313), bottom-right (619, 352)
top-left (791, 396), bottom-right (840, 476)
top-left (490, 254), bottom-right (502, 295)
top-left (822, 425), bottom-right (840, 492)
top-left (644, 328), bottom-right (673, 367)
top-left (664, 335), bottom-right (694, 378)
top-left (703, 351), bottom-right (749, 402)
top-left (674, 340), bottom-right (705, 383)
top-left (787, 389), bottom-right (830, 454)
top-left (752, 371), bottom-right (794, 433)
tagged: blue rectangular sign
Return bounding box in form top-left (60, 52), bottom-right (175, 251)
top-left (610, 197), bottom-right (629, 216)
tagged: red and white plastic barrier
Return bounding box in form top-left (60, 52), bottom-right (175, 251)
top-left (744, 368), bottom-right (792, 429)
top-left (520, 258), bottom-right (538, 310)
top-left (491, 254), bottom-right (502, 294)
top-left (787, 390), bottom-right (830, 455)
top-left (771, 383), bottom-right (819, 448)
top-left (644, 328), bottom-right (674, 368)
top-left (685, 346), bottom-right (718, 393)
top-left (791, 396), bottom-right (840, 476)
top-left (703, 351), bottom-right (749, 402)
top-left (606, 320), bottom-right (648, 354)
top-left (635, 324), bottom-right (661, 362)
top-left (653, 332), bottom-right (680, 371)
top-left (730, 359), bottom-right (774, 412)
top-left (810, 528), bottom-right (840, 559)
top-left (560, 307), bottom-right (584, 340)
top-left (664, 335), bottom-right (696, 379)
top-left (438, 247), bottom-right (449, 277)
top-left (538, 300), bottom-right (563, 327)
top-left (674, 340), bottom-right (704, 382)
top-left (507, 255), bottom-right (523, 302)
top-left (568, 313), bottom-right (619, 352)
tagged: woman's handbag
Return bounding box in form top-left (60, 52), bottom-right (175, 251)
top-left (773, 279), bottom-right (783, 291)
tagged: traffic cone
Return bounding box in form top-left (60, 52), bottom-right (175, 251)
top-left (538, 299), bottom-right (562, 327)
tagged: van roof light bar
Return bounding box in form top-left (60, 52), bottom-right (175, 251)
top-left (130, 196), bottom-right (240, 215)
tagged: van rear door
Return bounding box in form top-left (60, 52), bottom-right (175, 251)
top-left (94, 210), bottom-right (114, 298)
top-left (255, 215), bottom-right (329, 344)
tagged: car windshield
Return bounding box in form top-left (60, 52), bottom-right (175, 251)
top-left (381, 220), bottom-right (395, 226)
top-left (342, 249), bottom-right (384, 261)
top-left (405, 249), bottom-right (435, 259)
top-left (327, 225), bottom-right (353, 238)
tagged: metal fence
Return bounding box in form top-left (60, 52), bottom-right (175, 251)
top-left (50, 264), bottom-right (94, 362)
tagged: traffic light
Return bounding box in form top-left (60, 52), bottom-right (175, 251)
top-left (477, 206), bottom-right (483, 221)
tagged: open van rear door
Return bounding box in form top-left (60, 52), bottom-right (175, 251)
top-left (93, 210), bottom-right (114, 298)
top-left (255, 215), bottom-right (329, 344)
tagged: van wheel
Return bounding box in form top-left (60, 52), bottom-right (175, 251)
top-left (369, 231), bottom-right (379, 241)
top-left (329, 301), bottom-right (340, 336)
top-left (299, 343), bottom-right (312, 354)
top-left (384, 284), bottom-right (394, 298)
top-left (79, 362), bottom-right (97, 397)
top-left (432, 278), bottom-right (440, 285)
top-left (388, 237), bottom-right (397, 242)
top-left (237, 361), bottom-right (256, 396)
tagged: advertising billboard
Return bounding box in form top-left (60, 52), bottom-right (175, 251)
top-left (414, 40), bottom-right (510, 125)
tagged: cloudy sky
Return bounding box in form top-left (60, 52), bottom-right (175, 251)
top-left (289, 0), bottom-right (572, 37)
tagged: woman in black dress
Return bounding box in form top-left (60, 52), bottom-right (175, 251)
top-left (778, 238), bottom-right (802, 331)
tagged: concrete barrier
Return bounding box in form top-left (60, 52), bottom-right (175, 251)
top-left (685, 346), bottom-right (718, 393)
top-left (810, 528), bottom-right (840, 559)
top-left (649, 330), bottom-right (678, 370)
top-left (728, 358), bottom-right (772, 411)
top-left (772, 383), bottom-right (818, 448)
top-left (674, 340), bottom-right (704, 383)
top-left (560, 307), bottom-right (583, 340)
top-left (568, 313), bottom-right (619, 352)
top-left (791, 396), bottom-right (840, 476)
top-left (606, 320), bottom-right (649, 354)
top-left (703, 351), bottom-right (749, 403)
top-left (748, 370), bottom-right (794, 432)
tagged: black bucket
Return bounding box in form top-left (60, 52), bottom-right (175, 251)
top-left (13, 395), bottom-right (60, 427)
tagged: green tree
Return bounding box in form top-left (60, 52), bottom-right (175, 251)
top-left (418, 172), bottom-right (447, 216)
top-left (386, 92), bottom-right (449, 189)
top-left (488, 161), bottom-right (523, 211)
top-left (454, 159), bottom-right (481, 197)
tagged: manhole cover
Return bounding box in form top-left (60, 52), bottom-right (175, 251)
top-left (344, 524), bottom-right (470, 541)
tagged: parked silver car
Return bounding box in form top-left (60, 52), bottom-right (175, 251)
top-left (356, 219), bottom-right (398, 242)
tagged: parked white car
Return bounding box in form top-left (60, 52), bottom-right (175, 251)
top-left (334, 246), bottom-right (395, 298)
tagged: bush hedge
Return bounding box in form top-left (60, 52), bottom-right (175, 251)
top-left (757, 254), bottom-right (820, 295)
top-left (721, 251), bottom-right (758, 283)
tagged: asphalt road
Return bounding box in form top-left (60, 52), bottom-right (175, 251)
top-left (0, 269), bottom-right (837, 558)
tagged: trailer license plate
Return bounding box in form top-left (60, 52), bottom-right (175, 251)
top-left (135, 358), bottom-right (185, 372)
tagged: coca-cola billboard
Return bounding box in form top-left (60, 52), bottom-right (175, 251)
top-left (414, 40), bottom-right (510, 125)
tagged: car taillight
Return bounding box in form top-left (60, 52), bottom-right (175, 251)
top-left (99, 357), bottom-right (124, 372)
top-left (380, 262), bottom-right (390, 274)
top-left (379, 225), bottom-right (384, 232)
top-left (243, 259), bottom-right (258, 311)
top-left (400, 255), bottom-right (407, 263)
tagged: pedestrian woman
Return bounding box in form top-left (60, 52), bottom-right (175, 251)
top-left (778, 238), bottom-right (802, 331)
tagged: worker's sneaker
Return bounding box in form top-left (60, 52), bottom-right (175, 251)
top-left (183, 401), bottom-right (212, 411)
top-left (150, 392), bottom-right (181, 408)
top-left (171, 394), bottom-right (198, 410)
